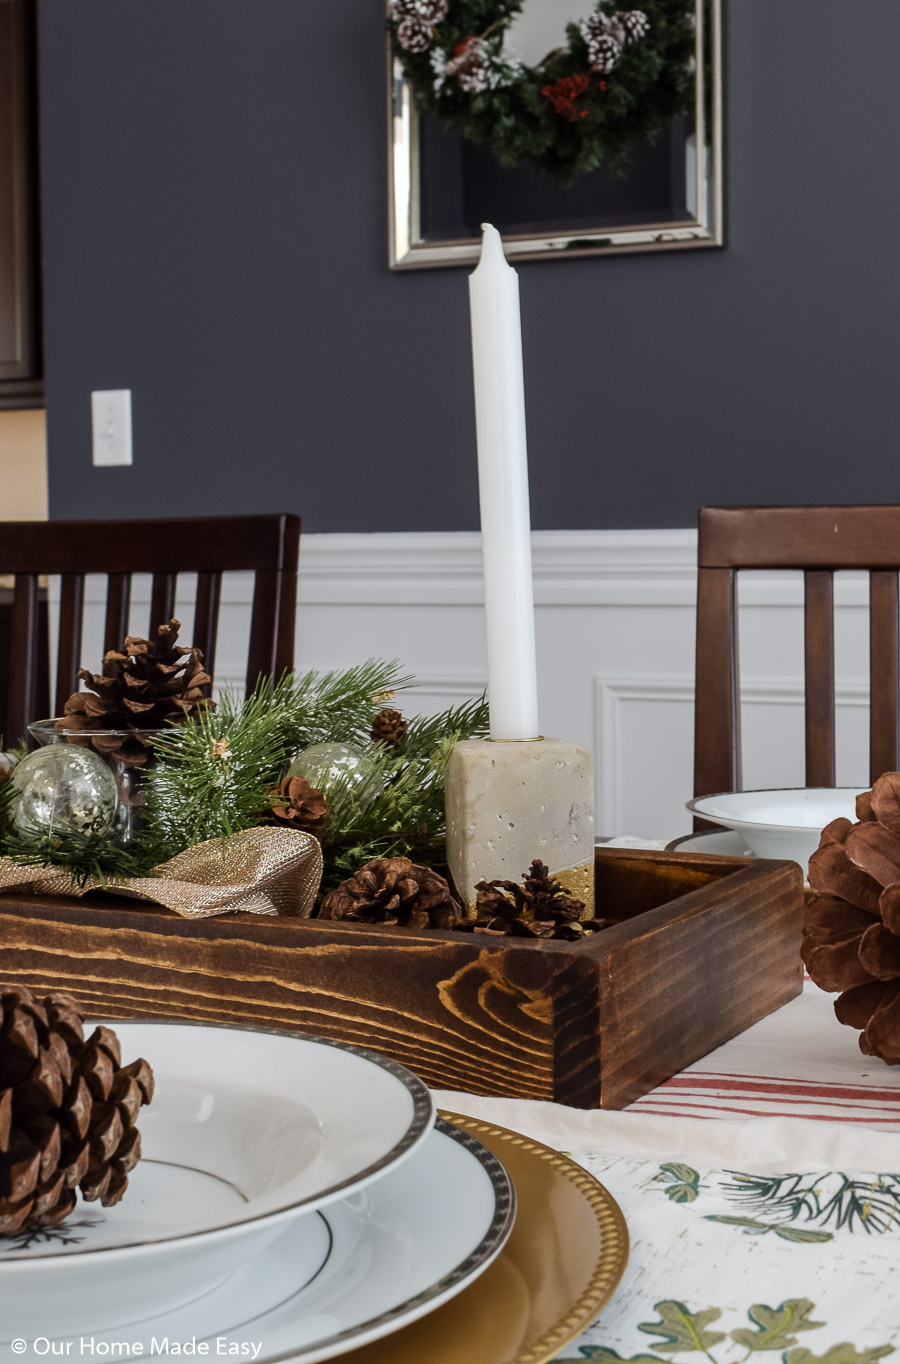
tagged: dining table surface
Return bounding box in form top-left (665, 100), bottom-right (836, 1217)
top-left (435, 978), bottom-right (900, 1361)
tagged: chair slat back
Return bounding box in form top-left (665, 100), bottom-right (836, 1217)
top-left (696, 506), bottom-right (900, 804)
top-left (192, 572), bottom-right (223, 688)
top-left (103, 572), bottom-right (132, 658)
top-left (0, 514), bottom-right (300, 745)
top-left (9, 574), bottom-right (39, 748)
top-left (55, 573), bottom-right (85, 713)
top-left (803, 570), bottom-right (835, 787)
top-left (869, 570), bottom-right (899, 780)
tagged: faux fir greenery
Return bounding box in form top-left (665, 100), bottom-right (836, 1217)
top-left (389, 0), bottom-right (697, 183)
top-left (0, 662), bottom-right (489, 900)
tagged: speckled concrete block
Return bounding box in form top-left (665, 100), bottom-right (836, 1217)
top-left (444, 737), bottom-right (595, 915)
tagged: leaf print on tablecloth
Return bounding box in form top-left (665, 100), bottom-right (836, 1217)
top-left (730, 1299), bottom-right (824, 1351)
top-left (570, 1350), bottom-right (661, 1361)
top-left (704, 1215), bottom-right (833, 1243)
top-left (638, 1301), bottom-right (726, 1355)
top-left (718, 1172), bottom-right (900, 1235)
top-left (785, 1345), bottom-right (894, 1364)
top-left (657, 1163), bottom-right (704, 1204)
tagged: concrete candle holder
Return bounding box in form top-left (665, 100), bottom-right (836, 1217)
top-left (444, 737), bottom-right (595, 915)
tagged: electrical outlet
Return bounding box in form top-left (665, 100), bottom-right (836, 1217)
top-left (91, 389), bottom-right (133, 466)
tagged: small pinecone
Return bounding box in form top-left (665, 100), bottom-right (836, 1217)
top-left (445, 38), bottom-right (493, 93)
top-left (319, 857), bottom-right (462, 929)
top-left (0, 987), bottom-right (154, 1236)
top-left (455, 859), bottom-right (602, 940)
top-left (393, 0), bottom-right (447, 20)
top-left (585, 28), bottom-right (622, 73)
top-left (617, 9), bottom-right (650, 42)
top-left (803, 775), bottom-right (900, 1064)
top-left (270, 776), bottom-right (330, 837)
top-left (396, 16), bottom-right (433, 52)
top-left (59, 619), bottom-right (214, 766)
top-left (370, 708), bottom-right (408, 749)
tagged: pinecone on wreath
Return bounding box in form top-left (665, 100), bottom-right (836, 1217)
top-left (270, 776), bottom-right (330, 837)
top-left (802, 774), bottom-right (900, 1064)
top-left (0, 987), bottom-right (154, 1236)
top-left (618, 9), bottom-right (650, 42)
top-left (319, 857), bottom-right (462, 929)
top-left (58, 619), bottom-right (213, 766)
top-left (393, 0), bottom-right (447, 21)
top-left (370, 708), bottom-right (407, 749)
top-left (396, 16), bottom-right (433, 53)
top-left (445, 38), bottom-right (493, 94)
top-left (583, 24), bottom-right (623, 74)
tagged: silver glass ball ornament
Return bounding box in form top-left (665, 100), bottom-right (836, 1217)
top-left (11, 745), bottom-right (119, 839)
top-left (287, 742), bottom-right (381, 810)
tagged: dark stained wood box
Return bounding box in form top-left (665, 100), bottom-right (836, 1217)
top-left (0, 848), bottom-right (804, 1110)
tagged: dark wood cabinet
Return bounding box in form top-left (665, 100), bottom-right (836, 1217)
top-left (0, 0), bottom-right (41, 409)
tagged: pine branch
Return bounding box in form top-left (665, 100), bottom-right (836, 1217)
top-left (0, 825), bottom-right (165, 888)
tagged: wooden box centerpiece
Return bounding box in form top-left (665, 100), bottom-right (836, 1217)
top-left (0, 846), bottom-right (803, 1110)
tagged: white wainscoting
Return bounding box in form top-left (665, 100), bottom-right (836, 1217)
top-left (53, 530), bottom-right (875, 843)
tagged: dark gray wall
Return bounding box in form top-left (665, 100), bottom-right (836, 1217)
top-left (37, 1), bottom-right (900, 532)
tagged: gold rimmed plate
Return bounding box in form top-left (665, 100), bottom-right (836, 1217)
top-left (337, 1110), bottom-right (629, 1364)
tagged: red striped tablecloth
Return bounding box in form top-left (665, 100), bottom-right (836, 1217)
top-left (627, 979), bottom-right (900, 1128)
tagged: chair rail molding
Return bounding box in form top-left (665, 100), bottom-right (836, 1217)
top-left (49, 528), bottom-right (877, 841)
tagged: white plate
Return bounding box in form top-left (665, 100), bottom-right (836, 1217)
top-left (667, 829), bottom-right (754, 856)
top-left (685, 787), bottom-right (866, 874)
top-left (0, 1119), bottom-right (516, 1364)
top-left (0, 1022), bottom-right (434, 1338)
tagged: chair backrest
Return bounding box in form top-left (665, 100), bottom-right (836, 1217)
top-left (695, 505), bottom-right (900, 800)
top-left (1, 513), bottom-right (300, 746)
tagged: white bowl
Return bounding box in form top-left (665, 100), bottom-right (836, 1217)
top-left (685, 787), bottom-right (867, 875)
top-left (0, 1021), bottom-right (434, 1339)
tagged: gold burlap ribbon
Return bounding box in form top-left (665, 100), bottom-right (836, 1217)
top-left (0, 826), bottom-right (323, 918)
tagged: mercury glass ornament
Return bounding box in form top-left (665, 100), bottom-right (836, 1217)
top-left (288, 742), bottom-right (381, 810)
top-left (11, 746), bottom-right (119, 839)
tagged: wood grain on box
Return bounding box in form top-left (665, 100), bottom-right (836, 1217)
top-left (0, 848), bottom-right (804, 1109)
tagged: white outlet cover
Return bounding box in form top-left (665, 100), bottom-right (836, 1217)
top-left (92, 389), bottom-right (133, 466)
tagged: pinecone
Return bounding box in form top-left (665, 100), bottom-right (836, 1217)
top-left (617, 9), bottom-right (650, 42)
top-left (0, 987), bottom-right (154, 1236)
top-left (454, 859), bottom-right (604, 940)
top-left (393, 0), bottom-right (447, 20)
top-left (584, 26), bottom-right (622, 74)
top-left (270, 775), bottom-right (330, 837)
top-left (370, 708), bottom-right (408, 749)
top-left (59, 620), bottom-right (214, 766)
top-left (445, 39), bottom-right (493, 93)
top-left (802, 775), bottom-right (900, 1064)
top-left (319, 857), bottom-right (462, 929)
top-left (396, 16), bottom-right (433, 52)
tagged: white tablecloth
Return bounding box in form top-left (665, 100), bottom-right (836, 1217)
top-left (434, 982), bottom-right (900, 1360)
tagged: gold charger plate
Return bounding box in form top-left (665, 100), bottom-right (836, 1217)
top-left (334, 1110), bottom-right (629, 1364)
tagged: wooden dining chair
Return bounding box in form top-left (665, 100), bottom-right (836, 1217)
top-left (694, 505), bottom-right (900, 800)
top-left (0, 513), bottom-right (301, 746)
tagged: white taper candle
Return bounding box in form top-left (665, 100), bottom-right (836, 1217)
top-left (468, 224), bottom-right (540, 742)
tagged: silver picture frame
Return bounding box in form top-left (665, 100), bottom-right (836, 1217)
top-left (388, 0), bottom-right (723, 269)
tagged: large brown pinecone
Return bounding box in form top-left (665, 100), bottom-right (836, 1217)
top-left (802, 774), bottom-right (900, 1064)
top-left (59, 619), bottom-right (213, 765)
top-left (270, 776), bottom-right (330, 836)
top-left (455, 859), bottom-right (602, 940)
top-left (370, 708), bottom-right (407, 749)
top-left (319, 857), bottom-right (462, 929)
top-left (0, 987), bottom-right (154, 1236)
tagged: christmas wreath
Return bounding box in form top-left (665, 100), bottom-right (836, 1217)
top-left (388, 0), bottom-right (697, 183)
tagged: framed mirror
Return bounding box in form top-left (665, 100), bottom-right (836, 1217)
top-left (388, 0), bottom-right (722, 269)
